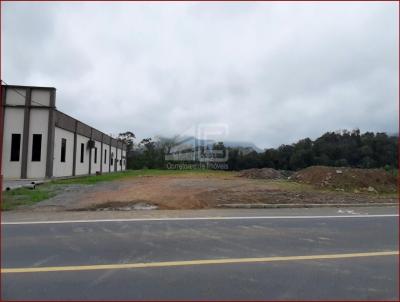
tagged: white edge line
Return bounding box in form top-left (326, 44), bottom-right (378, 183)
top-left (1, 214), bottom-right (398, 225)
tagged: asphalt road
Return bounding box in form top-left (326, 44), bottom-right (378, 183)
top-left (1, 207), bottom-right (398, 300)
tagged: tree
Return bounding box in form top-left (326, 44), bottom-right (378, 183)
top-left (212, 142), bottom-right (227, 160)
top-left (125, 129), bottom-right (397, 171)
top-left (118, 131), bottom-right (136, 152)
top-left (155, 135), bottom-right (179, 155)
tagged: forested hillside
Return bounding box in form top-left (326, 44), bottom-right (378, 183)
top-left (125, 130), bottom-right (397, 171)
top-left (228, 130), bottom-right (397, 171)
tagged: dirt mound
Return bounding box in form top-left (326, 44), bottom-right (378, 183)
top-left (292, 166), bottom-right (397, 193)
top-left (238, 168), bottom-right (284, 179)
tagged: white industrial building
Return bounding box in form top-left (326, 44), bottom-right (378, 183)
top-left (1, 84), bottom-right (127, 180)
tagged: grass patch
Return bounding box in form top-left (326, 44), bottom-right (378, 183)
top-left (52, 169), bottom-right (234, 185)
top-left (2, 169), bottom-right (234, 210)
top-left (259, 179), bottom-right (320, 192)
top-left (386, 168), bottom-right (398, 178)
top-left (2, 184), bottom-right (56, 211)
top-left (265, 179), bottom-right (398, 197)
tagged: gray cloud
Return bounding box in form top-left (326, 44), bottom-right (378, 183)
top-left (2, 2), bottom-right (398, 148)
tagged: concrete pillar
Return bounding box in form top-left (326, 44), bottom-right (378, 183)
top-left (72, 120), bottom-right (77, 176)
top-left (45, 89), bottom-right (56, 178)
top-left (20, 88), bottom-right (31, 179)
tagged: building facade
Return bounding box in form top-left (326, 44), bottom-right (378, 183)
top-left (1, 84), bottom-right (127, 180)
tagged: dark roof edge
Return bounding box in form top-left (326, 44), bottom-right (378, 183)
top-left (54, 109), bottom-right (126, 148)
top-left (3, 84), bottom-right (56, 90)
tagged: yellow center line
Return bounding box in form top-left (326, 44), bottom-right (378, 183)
top-left (2, 251), bottom-right (398, 274)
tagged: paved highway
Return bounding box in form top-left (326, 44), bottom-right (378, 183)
top-left (1, 207), bottom-right (398, 300)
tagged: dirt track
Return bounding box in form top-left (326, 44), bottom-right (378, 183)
top-left (25, 174), bottom-right (397, 212)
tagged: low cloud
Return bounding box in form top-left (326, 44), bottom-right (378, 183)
top-left (2, 2), bottom-right (398, 148)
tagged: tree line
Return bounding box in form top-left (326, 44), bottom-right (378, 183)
top-left (228, 129), bottom-right (397, 171)
top-left (119, 130), bottom-right (398, 171)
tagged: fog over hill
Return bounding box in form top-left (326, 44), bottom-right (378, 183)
top-left (170, 136), bottom-right (263, 153)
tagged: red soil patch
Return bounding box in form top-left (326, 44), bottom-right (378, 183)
top-left (292, 166), bottom-right (397, 193)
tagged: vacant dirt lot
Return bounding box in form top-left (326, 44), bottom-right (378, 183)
top-left (24, 171), bottom-right (397, 212)
top-left (292, 166), bottom-right (397, 193)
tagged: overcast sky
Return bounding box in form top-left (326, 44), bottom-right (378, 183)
top-left (2, 2), bottom-right (398, 148)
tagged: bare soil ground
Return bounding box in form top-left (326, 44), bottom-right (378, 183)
top-left (292, 166), bottom-right (397, 193)
top-left (237, 168), bottom-right (289, 179)
top-left (24, 171), bottom-right (397, 212)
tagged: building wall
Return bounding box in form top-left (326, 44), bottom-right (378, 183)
top-left (6, 88), bottom-right (26, 105)
top-left (75, 134), bottom-right (90, 176)
top-left (116, 148), bottom-right (121, 172)
top-left (110, 146), bottom-right (117, 172)
top-left (53, 127), bottom-right (74, 177)
top-left (2, 85), bottom-right (127, 179)
top-left (90, 140), bottom-right (102, 174)
top-left (27, 109), bottom-right (49, 179)
top-left (1, 107), bottom-right (25, 179)
top-left (101, 143), bottom-right (110, 173)
top-left (31, 90), bottom-right (51, 107)
top-left (122, 149), bottom-right (126, 170)
top-left (2, 86), bottom-right (54, 179)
